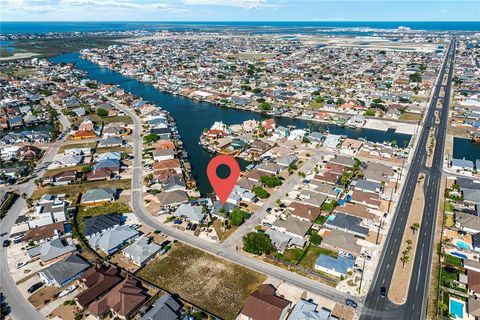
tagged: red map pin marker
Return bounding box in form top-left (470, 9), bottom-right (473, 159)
top-left (207, 155), bottom-right (240, 204)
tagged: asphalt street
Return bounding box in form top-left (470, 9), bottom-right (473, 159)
top-left (112, 99), bottom-right (355, 308)
top-left (0, 107), bottom-right (71, 320)
top-left (361, 39), bottom-right (456, 320)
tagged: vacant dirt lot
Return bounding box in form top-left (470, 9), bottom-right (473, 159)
top-left (137, 243), bottom-right (266, 320)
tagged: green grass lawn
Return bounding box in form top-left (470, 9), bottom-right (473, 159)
top-left (274, 248), bottom-right (305, 264)
top-left (399, 113), bottom-right (423, 122)
top-left (315, 215), bottom-right (328, 225)
top-left (77, 201), bottom-right (131, 233)
top-left (440, 267), bottom-right (458, 287)
top-left (444, 255), bottom-right (463, 268)
top-left (31, 179), bottom-right (131, 199)
top-left (137, 243), bottom-right (266, 320)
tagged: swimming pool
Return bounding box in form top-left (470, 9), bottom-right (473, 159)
top-left (451, 251), bottom-right (468, 259)
top-left (449, 297), bottom-right (465, 319)
top-left (455, 239), bottom-right (472, 250)
top-left (327, 215), bottom-right (336, 221)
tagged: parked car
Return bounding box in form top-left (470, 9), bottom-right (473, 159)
top-left (2, 240), bottom-right (10, 247)
top-left (174, 219), bottom-right (183, 225)
top-left (12, 234), bottom-right (23, 244)
top-left (27, 282), bottom-right (44, 294)
top-left (191, 224), bottom-right (197, 231)
top-left (16, 262), bottom-right (27, 269)
top-left (266, 207), bottom-right (272, 212)
top-left (160, 240), bottom-right (171, 247)
top-left (345, 298), bottom-right (358, 308)
top-left (380, 286), bottom-right (386, 297)
top-left (186, 222), bottom-right (193, 230)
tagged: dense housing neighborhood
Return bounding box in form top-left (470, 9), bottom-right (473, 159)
top-left (0, 20), bottom-right (478, 320)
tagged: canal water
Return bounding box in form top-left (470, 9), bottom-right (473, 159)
top-left (453, 137), bottom-right (480, 162)
top-left (50, 52), bottom-right (411, 195)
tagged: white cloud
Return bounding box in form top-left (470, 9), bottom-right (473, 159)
top-left (183, 0), bottom-right (270, 9)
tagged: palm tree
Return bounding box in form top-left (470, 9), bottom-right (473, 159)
top-left (400, 254), bottom-right (410, 268)
top-left (411, 223), bottom-right (420, 235)
top-left (406, 239), bottom-right (413, 246)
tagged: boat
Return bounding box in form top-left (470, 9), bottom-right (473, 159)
top-left (58, 284), bottom-right (77, 297)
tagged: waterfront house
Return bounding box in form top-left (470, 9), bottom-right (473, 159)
top-left (163, 176), bottom-right (186, 192)
top-left (314, 254), bottom-right (355, 278)
top-left (81, 188), bottom-right (117, 205)
top-left (88, 276), bottom-right (147, 319)
top-left (307, 132), bottom-right (326, 144)
top-left (38, 254), bottom-right (90, 287)
top-left (7, 116), bottom-right (23, 128)
top-left (88, 225), bottom-right (139, 255)
top-left (273, 126), bottom-right (289, 139)
top-left (153, 149), bottom-right (176, 162)
top-left (239, 284), bottom-right (291, 320)
top-left (174, 204), bottom-right (205, 223)
top-left (122, 236), bottom-right (161, 267)
top-left (452, 158), bottom-right (475, 172)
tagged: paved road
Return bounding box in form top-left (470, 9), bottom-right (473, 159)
top-left (0, 102), bottom-right (71, 320)
top-left (361, 39), bottom-right (456, 320)
top-left (112, 99), bottom-right (356, 308)
top-left (222, 154), bottom-right (323, 250)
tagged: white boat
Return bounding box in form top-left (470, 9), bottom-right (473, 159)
top-left (58, 284), bottom-right (77, 298)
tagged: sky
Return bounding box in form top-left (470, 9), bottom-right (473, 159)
top-left (1, 0), bottom-right (479, 22)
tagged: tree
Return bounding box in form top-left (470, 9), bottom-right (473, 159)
top-left (253, 186), bottom-right (270, 199)
top-left (81, 165), bottom-right (93, 173)
top-left (229, 208), bottom-right (250, 226)
top-left (243, 232), bottom-right (276, 255)
top-left (260, 175), bottom-right (282, 188)
top-left (275, 199), bottom-right (281, 207)
top-left (400, 254), bottom-right (410, 268)
top-left (409, 73), bottom-right (422, 83)
top-left (96, 108), bottom-right (108, 117)
top-left (410, 223), bottom-right (420, 235)
top-left (259, 102), bottom-right (272, 111)
top-left (26, 198), bottom-right (33, 208)
top-left (143, 133), bottom-right (160, 144)
top-left (309, 230), bottom-right (323, 245)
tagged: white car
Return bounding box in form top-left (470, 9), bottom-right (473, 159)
top-left (16, 262), bottom-right (27, 269)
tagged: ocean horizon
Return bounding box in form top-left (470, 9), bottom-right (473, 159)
top-left (1, 21), bottom-right (480, 34)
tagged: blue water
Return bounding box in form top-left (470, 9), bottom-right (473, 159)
top-left (449, 299), bottom-right (464, 319)
top-left (455, 239), bottom-right (471, 250)
top-left (453, 137), bottom-right (480, 162)
top-left (451, 252), bottom-right (468, 259)
top-left (2, 21), bottom-right (480, 34)
top-left (50, 52), bottom-right (410, 195)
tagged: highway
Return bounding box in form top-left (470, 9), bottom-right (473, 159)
top-left (0, 107), bottom-right (71, 320)
top-left (361, 38), bottom-right (456, 320)
top-left (111, 99), bottom-right (355, 307)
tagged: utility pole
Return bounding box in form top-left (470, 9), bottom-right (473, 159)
top-left (358, 256), bottom-right (367, 293)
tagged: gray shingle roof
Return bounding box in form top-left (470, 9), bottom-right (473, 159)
top-left (40, 254), bottom-right (90, 286)
top-left (84, 213), bottom-right (122, 237)
top-left (123, 236), bottom-right (161, 266)
top-left (27, 238), bottom-right (76, 262)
